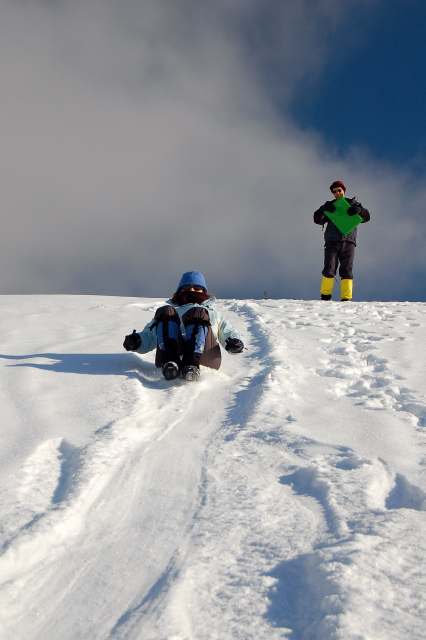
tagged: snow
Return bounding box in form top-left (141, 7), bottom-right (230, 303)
top-left (1, 295), bottom-right (426, 640)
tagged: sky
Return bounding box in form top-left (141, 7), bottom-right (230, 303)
top-left (1, 0), bottom-right (426, 302)
top-left (289, 1), bottom-right (426, 170)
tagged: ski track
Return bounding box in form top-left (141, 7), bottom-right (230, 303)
top-left (0, 297), bottom-right (426, 639)
top-left (0, 363), bottom-right (235, 638)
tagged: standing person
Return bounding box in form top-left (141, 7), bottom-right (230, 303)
top-left (123, 271), bottom-right (244, 381)
top-left (313, 180), bottom-right (370, 301)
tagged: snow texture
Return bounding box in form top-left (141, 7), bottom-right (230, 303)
top-left (1, 295), bottom-right (426, 640)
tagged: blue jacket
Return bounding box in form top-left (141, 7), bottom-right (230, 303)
top-left (135, 296), bottom-right (243, 354)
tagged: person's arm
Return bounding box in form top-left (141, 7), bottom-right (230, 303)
top-left (215, 311), bottom-right (244, 351)
top-left (123, 320), bottom-right (157, 353)
top-left (347, 199), bottom-right (370, 223)
top-left (314, 201), bottom-right (335, 225)
top-left (359, 205), bottom-right (370, 222)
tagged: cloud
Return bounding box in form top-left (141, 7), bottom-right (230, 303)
top-left (1, 0), bottom-right (425, 301)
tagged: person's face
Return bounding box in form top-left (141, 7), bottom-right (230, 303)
top-left (331, 187), bottom-right (345, 200)
top-left (180, 285), bottom-right (204, 292)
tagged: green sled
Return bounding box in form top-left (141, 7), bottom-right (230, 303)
top-left (324, 197), bottom-right (363, 236)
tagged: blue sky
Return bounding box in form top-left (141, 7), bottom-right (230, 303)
top-left (289, 1), bottom-right (426, 171)
top-left (1, 0), bottom-right (426, 302)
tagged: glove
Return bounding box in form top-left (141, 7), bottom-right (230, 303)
top-left (313, 210), bottom-right (327, 225)
top-left (225, 338), bottom-right (244, 354)
top-left (347, 205), bottom-right (362, 217)
top-left (323, 201), bottom-right (336, 213)
top-left (123, 330), bottom-right (142, 352)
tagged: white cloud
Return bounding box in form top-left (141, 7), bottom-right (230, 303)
top-left (0, 0), bottom-right (424, 301)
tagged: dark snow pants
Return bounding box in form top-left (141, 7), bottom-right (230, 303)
top-left (322, 241), bottom-right (355, 280)
top-left (154, 305), bottom-right (221, 370)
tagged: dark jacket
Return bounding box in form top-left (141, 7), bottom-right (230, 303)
top-left (313, 197), bottom-right (370, 245)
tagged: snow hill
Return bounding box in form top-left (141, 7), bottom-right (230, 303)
top-left (1, 295), bottom-right (426, 640)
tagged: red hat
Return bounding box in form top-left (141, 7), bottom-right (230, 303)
top-left (330, 180), bottom-right (346, 193)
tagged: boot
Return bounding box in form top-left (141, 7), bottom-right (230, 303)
top-left (341, 279), bottom-right (353, 301)
top-left (181, 364), bottom-right (200, 382)
top-left (162, 361), bottom-right (180, 381)
top-left (320, 276), bottom-right (334, 300)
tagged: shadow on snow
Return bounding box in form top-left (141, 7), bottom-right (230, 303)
top-left (0, 352), bottom-right (160, 385)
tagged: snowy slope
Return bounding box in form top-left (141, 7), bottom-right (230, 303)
top-left (0, 295), bottom-right (426, 640)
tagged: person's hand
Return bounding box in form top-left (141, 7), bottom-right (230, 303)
top-left (225, 338), bottom-right (244, 354)
top-left (347, 205), bottom-right (362, 217)
top-left (123, 330), bottom-right (142, 352)
top-left (323, 201), bottom-right (336, 213)
top-left (314, 210), bottom-right (327, 225)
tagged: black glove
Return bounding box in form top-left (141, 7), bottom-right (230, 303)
top-left (347, 205), bottom-right (362, 217)
top-left (123, 330), bottom-right (142, 352)
top-left (323, 201), bottom-right (336, 213)
top-left (225, 338), bottom-right (244, 354)
top-left (313, 210), bottom-right (328, 225)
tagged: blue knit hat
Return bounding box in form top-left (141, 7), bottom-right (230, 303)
top-left (176, 271), bottom-right (207, 292)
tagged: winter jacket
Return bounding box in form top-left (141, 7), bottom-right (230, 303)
top-left (135, 296), bottom-right (243, 355)
top-left (313, 197), bottom-right (370, 245)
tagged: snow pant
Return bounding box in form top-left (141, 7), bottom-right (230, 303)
top-left (322, 241), bottom-right (355, 279)
top-left (321, 241), bottom-right (355, 300)
top-left (153, 305), bottom-right (222, 370)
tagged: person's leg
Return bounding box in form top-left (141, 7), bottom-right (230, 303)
top-left (339, 242), bottom-right (355, 300)
top-left (180, 307), bottom-right (209, 380)
top-left (181, 307), bottom-right (222, 380)
top-left (154, 305), bottom-right (183, 379)
top-left (320, 276), bottom-right (334, 300)
top-left (340, 279), bottom-right (353, 300)
top-left (321, 242), bottom-right (339, 300)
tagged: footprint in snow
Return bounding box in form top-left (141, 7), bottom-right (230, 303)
top-left (385, 474), bottom-right (426, 511)
top-left (316, 329), bottom-right (426, 428)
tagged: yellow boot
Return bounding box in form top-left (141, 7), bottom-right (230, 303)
top-left (341, 279), bottom-right (353, 301)
top-left (320, 276), bottom-right (334, 300)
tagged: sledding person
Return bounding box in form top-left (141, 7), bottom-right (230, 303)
top-left (313, 180), bottom-right (370, 301)
top-left (123, 271), bottom-right (245, 382)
